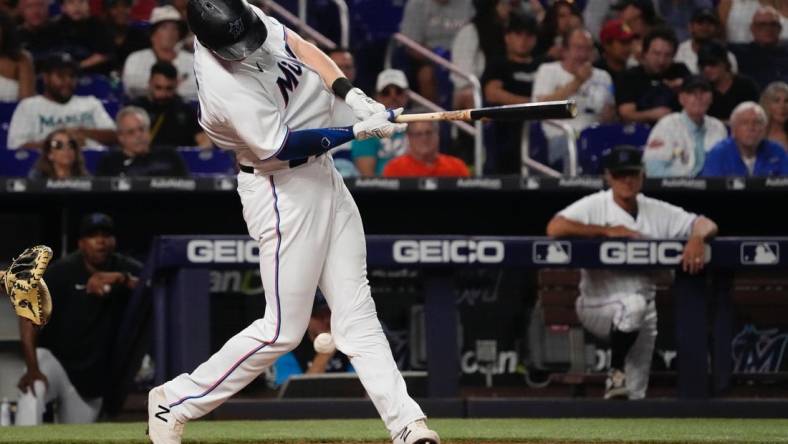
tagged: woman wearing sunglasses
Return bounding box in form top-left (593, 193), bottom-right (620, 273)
top-left (28, 129), bottom-right (89, 180)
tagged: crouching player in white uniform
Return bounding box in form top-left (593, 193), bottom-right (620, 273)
top-left (546, 145), bottom-right (718, 399)
top-left (146, 0), bottom-right (439, 443)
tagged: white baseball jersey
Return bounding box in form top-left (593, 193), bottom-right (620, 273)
top-left (532, 61), bottom-right (613, 138)
top-left (558, 189), bottom-right (697, 301)
top-left (7, 95), bottom-right (115, 149)
top-left (644, 112), bottom-right (728, 177)
top-left (159, 7), bottom-right (426, 438)
top-left (193, 12), bottom-right (337, 174)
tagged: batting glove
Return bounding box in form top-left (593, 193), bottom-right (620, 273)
top-left (345, 87), bottom-right (386, 120)
top-left (353, 108), bottom-right (407, 140)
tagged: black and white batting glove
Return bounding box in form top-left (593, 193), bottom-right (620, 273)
top-left (352, 108), bottom-right (407, 140)
top-left (345, 87), bottom-right (386, 120)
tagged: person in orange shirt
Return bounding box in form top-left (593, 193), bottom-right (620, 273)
top-left (382, 121), bottom-right (470, 177)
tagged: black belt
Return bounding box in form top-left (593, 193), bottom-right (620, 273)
top-left (239, 153), bottom-right (322, 174)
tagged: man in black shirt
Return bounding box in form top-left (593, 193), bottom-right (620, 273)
top-left (96, 106), bottom-right (189, 177)
top-left (616, 27), bottom-right (690, 124)
top-left (48, 0), bottom-right (113, 74)
top-left (481, 13), bottom-right (541, 174)
top-left (730, 6), bottom-right (788, 92)
top-left (15, 213), bottom-right (142, 424)
top-left (130, 62), bottom-right (211, 149)
top-left (698, 40), bottom-right (760, 122)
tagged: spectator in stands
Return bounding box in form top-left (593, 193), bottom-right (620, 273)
top-left (350, 70), bottom-right (410, 177)
top-left (547, 145), bottom-right (718, 400)
top-left (383, 121), bottom-right (469, 177)
top-left (15, 212), bottom-right (142, 425)
top-left (644, 76), bottom-right (727, 177)
top-left (675, 8), bottom-right (738, 75)
top-left (28, 128), bottom-right (89, 179)
top-left (698, 40), bottom-right (759, 122)
top-left (49, 0), bottom-right (113, 74)
top-left (701, 101), bottom-right (788, 176)
top-left (731, 7), bottom-right (788, 91)
top-left (451, 0), bottom-right (511, 109)
top-left (325, 48), bottom-right (360, 177)
top-left (130, 62), bottom-right (210, 149)
top-left (760, 81), bottom-right (788, 150)
top-left (533, 26), bottom-right (614, 172)
top-left (399, 0), bottom-right (474, 101)
top-left (482, 13), bottom-right (540, 174)
top-left (104, 0), bottom-right (150, 75)
top-left (96, 106), bottom-right (189, 177)
top-left (123, 5), bottom-right (196, 101)
top-left (534, 0), bottom-right (582, 60)
top-left (0, 12), bottom-right (35, 101)
top-left (616, 27), bottom-right (690, 124)
top-left (7, 52), bottom-right (116, 150)
top-left (613, 0), bottom-right (662, 64)
top-left (594, 19), bottom-right (635, 85)
top-left (719, 0), bottom-right (788, 44)
top-left (652, 0), bottom-right (715, 42)
top-left (16, 0), bottom-right (57, 63)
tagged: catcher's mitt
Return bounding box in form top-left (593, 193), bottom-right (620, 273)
top-left (2, 245), bottom-right (53, 326)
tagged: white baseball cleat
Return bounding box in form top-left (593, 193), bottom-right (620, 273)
top-left (392, 419), bottom-right (440, 444)
top-left (604, 368), bottom-right (629, 400)
top-left (147, 386), bottom-right (184, 444)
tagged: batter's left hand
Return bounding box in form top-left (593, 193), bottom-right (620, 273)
top-left (681, 236), bottom-right (706, 274)
top-left (345, 87), bottom-right (386, 120)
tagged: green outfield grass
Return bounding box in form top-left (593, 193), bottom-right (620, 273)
top-left (1, 418), bottom-right (788, 443)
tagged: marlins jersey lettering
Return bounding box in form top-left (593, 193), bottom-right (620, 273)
top-left (193, 7), bottom-right (335, 172)
top-left (558, 190), bottom-right (697, 300)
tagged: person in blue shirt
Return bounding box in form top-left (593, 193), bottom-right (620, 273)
top-left (700, 101), bottom-right (788, 176)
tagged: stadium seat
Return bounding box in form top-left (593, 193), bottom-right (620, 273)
top-left (177, 147), bottom-right (236, 176)
top-left (0, 101), bottom-right (18, 150)
top-left (83, 149), bottom-right (108, 174)
top-left (76, 74), bottom-right (122, 102)
top-left (577, 123), bottom-right (651, 175)
top-left (0, 148), bottom-right (39, 177)
top-left (102, 99), bottom-right (121, 119)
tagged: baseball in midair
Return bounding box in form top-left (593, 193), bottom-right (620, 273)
top-left (313, 332), bottom-right (336, 354)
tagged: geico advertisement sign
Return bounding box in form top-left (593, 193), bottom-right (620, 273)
top-left (187, 240), bottom-right (259, 263)
top-left (599, 241), bottom-right (709, 265)
top-left (393, 240), bottom-right (504, 264)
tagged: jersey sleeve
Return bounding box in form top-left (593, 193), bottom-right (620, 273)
top-left (226, 86), bottom-right (289, 160)
top-left (557, 193), bottom-right (599, 224)
top-left (7, 99), bottom-right (34, 149)
top-left (90, 97), bottom-right (116, 130)
top-left (652, 199), bottom-right (697, 238)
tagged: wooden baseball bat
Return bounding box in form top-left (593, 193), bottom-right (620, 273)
top-left (394, 100), bottom-right (577, 123)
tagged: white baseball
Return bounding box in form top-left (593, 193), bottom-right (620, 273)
top-left (313, 332), bottom-right (336, 354)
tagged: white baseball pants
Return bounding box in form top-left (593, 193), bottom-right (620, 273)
top-left (15, 348), bottom-right (102, 425)
top-left (162, 155), bottom-right (425, 435)
top-left (575, 294), bottom-right (658, 399)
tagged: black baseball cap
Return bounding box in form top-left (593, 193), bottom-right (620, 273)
top-left (697, 40), bottom-right (728, 67)
top-left (681, 75), bottom-right (712, 93)
top-left (79, 213), bottom-right (115, 238)
top-left (42, 52), bottom-right (79, 73)
top-left (603, 145), bottom-right (643, 172)
top-left (691, 7), bottom-right (720, 24)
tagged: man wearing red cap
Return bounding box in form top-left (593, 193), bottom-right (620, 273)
top-left (595, 19), bottom-right (636, 84)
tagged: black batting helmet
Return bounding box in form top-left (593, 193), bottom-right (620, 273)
top-left (187, 0), bottom-right (268, 61)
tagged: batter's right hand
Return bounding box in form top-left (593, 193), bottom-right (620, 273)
top-left (18, 368), bottom-right (47, 395)
top-left (352, 108), bottom-right (407, 140)
top-left (605, 225), bottom-right (641, 238)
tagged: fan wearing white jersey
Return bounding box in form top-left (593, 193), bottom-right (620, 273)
top-left (546, 145), bottom-right (718, 399)
top-left (146, 1), bottom-right (440, 444)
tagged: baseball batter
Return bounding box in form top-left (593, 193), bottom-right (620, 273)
top-left (546, 145), bottom-right (718, 399)
top-left (146, 1), bottom-right (439, 443)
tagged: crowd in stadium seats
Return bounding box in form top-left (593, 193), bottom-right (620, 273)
top-left (2, 0), bottom-right (788, 178)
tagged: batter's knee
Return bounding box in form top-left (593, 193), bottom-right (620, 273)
top-left (615, 296), bottom-right (648, 333)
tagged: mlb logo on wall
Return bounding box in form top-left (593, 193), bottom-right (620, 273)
top-left (533, 241), bottom-right (571, 264)
top-left (740, 242), bottom-right (780, 265)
